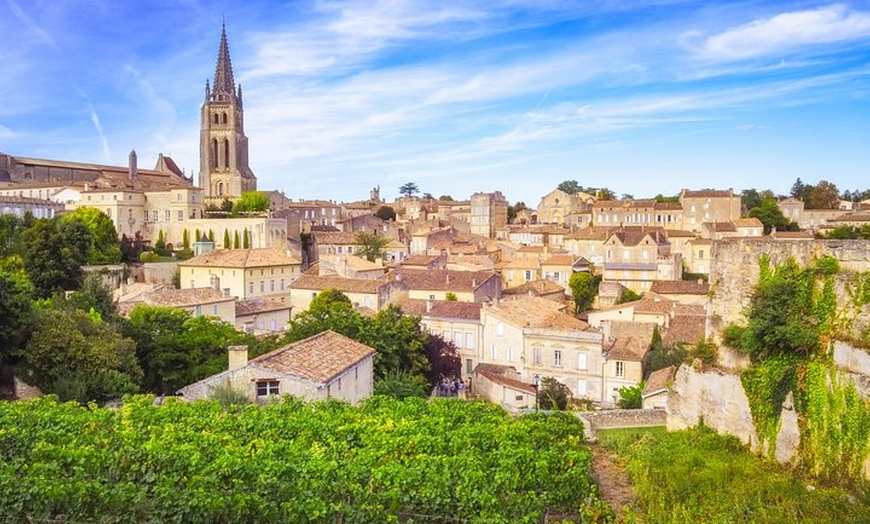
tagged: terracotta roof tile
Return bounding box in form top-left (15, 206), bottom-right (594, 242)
top-left (605, 337), bottom-right (649, 361)
top-left (143, 287), bottom-right (231, 307)
top-left (252, 331), bottom-right (376, 384)
top-left (424, 300), bottom-right (483, 321)
top-left (662, 315), bottom-right (706, 346)
top-left (235, 299), bottom-right (291, 316)
top-left (503, 279), bottom-right (565, 297)
top-left (473, 364), bottom-right (535, 394)
top-left (487, 296), bottom-right (588, 330)
top-left (291, 275), bottom-right (386, 294)
top-left (649, 280), bottom-right (710, 295)
top-left (643, 365), bottom-right (676, 396)
top-left (391, 269), bottom-right (497, 292)
top-left (682, 189), bottom-right (734, 198)
top-left (180, 248), bottom-right (300, 268)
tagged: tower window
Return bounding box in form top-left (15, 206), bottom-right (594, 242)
top-left (223, 138), bottom-right (230, 169)
top-left (222, 112), bottom-right (228, 124)
top-left (211, 139), bottom-right (218, 169)
top-left (213, 113), bottom-right (219, 124)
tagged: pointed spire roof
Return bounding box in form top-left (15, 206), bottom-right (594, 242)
top-left (212, 23), bottom-right (236, 99)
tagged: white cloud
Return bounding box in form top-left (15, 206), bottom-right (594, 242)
top-left (697, 4), bottom-right (870, 60)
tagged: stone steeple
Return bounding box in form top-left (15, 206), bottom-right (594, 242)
top-left (199, 23), bottom-right (256, 202)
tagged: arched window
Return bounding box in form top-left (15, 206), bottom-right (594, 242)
top-left (222, 112), bottom-right (228, 124)
top-left (217, 182), bottom-right (224, 196)
top-left (223, 138), bottom-right (230, 169)
top-left (213, 113), bottom-right (219, 124)
top-left (211, 139), bottom-right (218, 168)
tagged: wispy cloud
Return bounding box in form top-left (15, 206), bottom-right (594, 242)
top-left (4, 0), bottom-right (59, 49)
top-left (694, 4), bottom-right (870, 61)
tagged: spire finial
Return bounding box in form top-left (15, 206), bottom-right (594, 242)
top-left (212, 22), bottom-right (236, 99)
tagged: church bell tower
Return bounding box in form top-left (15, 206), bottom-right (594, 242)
top-left (199, 23), bottom-right (256, 202)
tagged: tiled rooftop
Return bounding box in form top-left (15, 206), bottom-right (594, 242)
top-left (605, 336), bottom-right (649, 361)
top-left (143, 287), bottom-right (230, 307)
top-left (643, 365), bottom-right (677, 396)
top-left (252, 331), bottom-right (376, 384)
top-left (649, 280), bottom-right (710, 295)
top-left (291, 274), bottom-right (386, 294)
top-left (181, 248), bottom-right (300, 268)
top-left (391, 269), bottom-right (496, 292)
top-left (487, 296), bottom-right (587, 330)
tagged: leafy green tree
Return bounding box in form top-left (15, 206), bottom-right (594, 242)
top-left (233, 191), bottom-right (270, 214)
top-left (361, 305), bottom-right (429, 379)
top-left (286, 289), bottom-right (364, 343)
top-left (825, 225), bottom-right (870, 239)
top-left (154, 230), bottom-right (167, 255)
top-left (120, 232), bottom-right (147, 264)
top-left (24, 308), bottom-right (141, 403)
top-left (438, 195), bottom-right (454, 201)
top-left (123, 305), bottom-right (255, 394)
top-left (645, 324), bottom-right (687, 378)
top-left (220, 198), bottom-right (234, 213)
top-left (375, 205), bottom-right (397, 221)
top-left (63, 273), bottom-right (118, 321)
top-left (373, 370), bottom-right (430, 399)
top-left (445, 292), bottom-right (458, 301)
top-left (24, 219), bottom-right (91, 298)
top-left (557, 180), bottom-right (581, 195)
top-left (0, 269), bottom-right (34, 364)
top-left (399, 182), bottom-right (419, 198)
top-left (0, 214), bottom-right (28, 259)
top-left (569, 272), bottom-right (597, 314)
top-left (539, 376), bottom-right (572, 410)
top-left (748, 199), bottom-right (799, 235)
top-left (421, 333), bottom-right (460, 385)
top-left (617, 382), bottom-right (644, 409)
top-left (208, 229), bottom-right (215, 242)
top-left (616, 288), bottom-right (642, 304)
top-left (60, 207), bottom-right (121, 265)
top-left (355, 231), bottom-right (388, 263)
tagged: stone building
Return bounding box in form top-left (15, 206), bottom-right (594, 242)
top-left (199, 24), bottom-right (257, 202)
top-left (469, 191), bottom-right (508, 238)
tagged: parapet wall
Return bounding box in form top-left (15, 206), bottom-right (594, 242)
top-left (707, 239), bottom-right (870, 339)
top-left (576, 408), bottom-right (667, 441)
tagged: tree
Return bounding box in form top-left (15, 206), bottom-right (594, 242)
top-left (617, 382), bottom-right (644, 409)
top-left (808, 180), bottom-right (840, 209)
top-left (154, 230), bottom-right (167, 255)
top-left (569, 272), bottom-right (597, 314)
top-left (233, 191), bottom-right (270, 214)
top-left (557, 180), bottom-right (581, 195)
top-left (24, 219), bottom-right (91, 298)
top-left (223, 229), bottom-right (231, 249)
top-left (64, 273), bottom-right (118, 321)
top-left (361, 305), bottom-right (429, 380)
top-left (373, 370), bottom-right (430, 399)
top-left (790, 177), bottom-right (807, 200)
top-left (24, 308), bottom-right (142, 403)
top-left (375, 205), bottom-right (397, 221)
top-left (182, 229), bottom-right (190, 250)
top-left (445, 292), bottom-right (458, 301)
top-left (399, 182), bottom-right (420, 198)
top-left (60, 207), bottom-right (121, 265)
top-left (421, 192), bottom-right (435, 200)
top-left (654, 194), bottom-right (680, 204)
top-left (615, 288), bottom-right (642, 304)
top-left (421, 334), bottom-right (460, 386)
top-left (233, 230), bottom-right (240, 249)
top-left (355, 231), bottom-right (388, 263)
top-left (286, 289), bottom-right (364, 343)
top-left (0, 214), bottom-right (27, 259)
top-left (748, 199), bottom-right (798, 234)
top-left (438, 195), bottom-right (454, 201)
top-left (0, 269), bottom-right (34, 364)
top-left (539, 377), bottom-right (572, 410)
top-left (243, 229), bottom-right (250, 248)
top-left (740, 189), bottom-right (774, 214)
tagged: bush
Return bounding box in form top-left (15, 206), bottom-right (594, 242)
top-left (617, 382), bottom-right (643, 409)
top-left (539, 377), bottom-right (573, 410)
top-left (373, 371), bottom-right (430, 399)
top-left (139, 251), bottom-right (159, 263)
top-left (687, 338), bottom-right (717, 368)
top-left (208, 383), bottom-right (251, 409)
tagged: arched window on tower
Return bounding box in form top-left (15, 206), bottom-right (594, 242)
top-left (223, 138), bottom-right (230, 170)
top-left (211, 139), bottom-right (218, 169)
top-left (217, 182), bottom-right (224, 196)
top-left (213, 113), bottom-right (219, 124)
top-left (222, 113), bottom-right (228, 124)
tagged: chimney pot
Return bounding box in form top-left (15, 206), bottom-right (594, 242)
top-left (228, 345), bottom-right (248, 371)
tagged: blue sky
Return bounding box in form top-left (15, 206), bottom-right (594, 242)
top-left (2, 1), bottom-right (869, 205)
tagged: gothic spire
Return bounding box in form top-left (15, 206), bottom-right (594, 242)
top-left (212, 22), bottom-right (236, 99)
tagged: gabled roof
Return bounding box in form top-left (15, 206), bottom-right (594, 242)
top-left (606, 227), bottom-right (668, 247)
top-left (291, 275), bottom-right (386, 294)
top-left (662, 315), bottom-right (706, 346)
top-left (643, 365), bottom-right (677, 398)
top-left (251, 331), bottom-right (376, 384)
top-left (142, 287), bottom-right (231, 307)
top-left (703, 221), bottom-right (737, 233)
top-left (392, 269), bottom-right (497, 292)
top-left (605, 337), bottom-right (649, 361)
top-left (649, 280), bottom-right (710, 295)
top-left (502, 279), bottom-right (565, 297)
top-left (424, 300), bottom-right (483, 321)
top-left (235, 299), bottom-right (291, 316)
top-left (473, 364), bottom-right (535, 394)
top-left (681, 189), bottom-right (734, 198)
top-left (180, 248), bottom-right (300, 268)
top-left (733, 217), bottom-right (763, 228)
top-left (487, 296), bottom-right (588, 331)
top-left (315, 232), bottom-right (362, 245)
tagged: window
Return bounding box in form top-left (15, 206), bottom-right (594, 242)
top-left (178, 210), bottom-right (184, 222)
top-left (577, 353), bottom-right (588, 370)
top-left (466, 358), bottom-right (473, 375)
top-left (465, 332), bottom-right (474, 349)
top-left (698, 250), bottom-right (705, 259)
top-left (194, 305), bottom-right (202, 317)
top-left (534, 348), bottom-right (542, 365)
top-left (165, 210), bottom-right (170, 222)
top-left (153, 210), bottom-right (158, 221)
top-left (244, 322), bottom-right (254, 334)
top-left (212, 305), bottom-right (217, 315)
top-left (270, 319), bottom-right (277, 331)
top-left (554, 350), bottom-right (562, 367)
top-left (260, 281), bottom-right (265, 292)
top-left (497, 322), bottom-right (504, 336)
top-left (256, 380), bottom-right (280, 397)
top-left (454, 331), bottom-right (462, 347)
top-left (248, 282), bottom-right (254, 295)
top-left (615, 361), bottom-right (625, 377)
top-left (490, 345), bottom-right (497, 360)
top-left (508, 346), bottom-right (514, 362)
top-left (524, 270), bottom-right (532, 281)
top-left (443, 330), bottom-right (451, 342)
top-left (270, 280), bottom-right (275, 292)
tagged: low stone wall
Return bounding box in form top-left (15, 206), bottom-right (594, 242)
top-left (142, 262), bottom-right (178, 284)
top-left (576, 408), bottom-right (667, 441)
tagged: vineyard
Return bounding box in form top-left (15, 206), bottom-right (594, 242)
top-left (0, 395), bottom-right (607, 523)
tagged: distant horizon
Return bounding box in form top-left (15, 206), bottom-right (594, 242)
top-left (2, 1), bottom-right (869, 205)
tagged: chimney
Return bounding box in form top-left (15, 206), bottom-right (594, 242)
top-left (228, 345), bottom-right (248, 371)
top-left (426, 300), bottom-right (432, 313)
top-left (128, 149), bottom-right (138, 180)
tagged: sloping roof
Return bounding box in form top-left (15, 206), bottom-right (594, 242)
top-left (568, 226), bottom-right (614, 241)
top-left (180, 248), bottom-right (300, 268)
top-left (703, 221), bottom-right (737, 233)
top-left (235, 299), bottom-right (291, 316)
top-left (473, 364), bottom-right (535, 394)
top-left (605, 337), bottom-right (649, 361)
top-left (649, 280), bottom-right (710, 295)
top-left (662, 316), bottom-right (706, 346)
top-left (143, 287), bottom-right (231, 307)
top-left (607, 227), bottom-right (668, 247)
top-left (682, 189), bottom-right (734, 198)
top-left (643, 365), bottom-right (677, 397)
top-left (502, 279), bottom-right (565, 297)
top-left (424, 300), bottom-right (483, 321)
top-left (251, 331), bottom-right (376, 384)
top-left (291, 275), bottom-right (385, 294)
top-left (392, 269), bottom-right (497, 292)
top-left (541, 254), bottom-right (577, 267)
top-left (487, 296), bottom-right (588, 330)
top-left (733, 217), bottom-right (764, 228)
top-left (315, 232), bottom-right (361, 245)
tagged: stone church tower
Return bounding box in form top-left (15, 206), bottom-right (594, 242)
top-left (199, 24), bottom-right (257, 202)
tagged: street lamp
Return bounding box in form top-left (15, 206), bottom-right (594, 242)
top-left (533, 374), bottom-right (541, 412)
